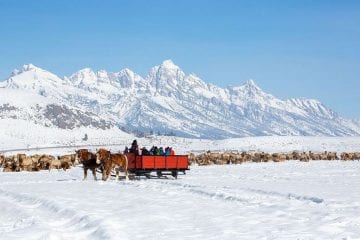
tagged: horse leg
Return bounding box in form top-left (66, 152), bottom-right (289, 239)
top-left (124, 156), bottom-right (129, 181)
top-left (83, 167), bottom-right (87, 180)
top-left (125, 166), bottom-right (129, 181)
top-left (102, 169), bottom-right (109, 181)
top-left (92, 168), bottom-right (97, 181)
top-left (124, 166), bottom-right (129, 181)
top-left (115, 167), bottom-right (120, 181)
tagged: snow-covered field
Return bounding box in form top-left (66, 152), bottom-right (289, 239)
top-left (1, 161), bottom-right (360, 239)
top-left (2, 135), bottom-right (360, 156)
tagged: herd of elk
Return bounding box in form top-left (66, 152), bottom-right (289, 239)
top-left (1, 150), bottom-right (359, 177)
top-left (0, 153), bottom-right (78, 172)
top-left (189, 151), bottom-right (360, 165)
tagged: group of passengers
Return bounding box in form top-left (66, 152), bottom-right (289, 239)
top-left (142, 146), bottom-right (175, 156)
top-left (125, 139), bottom-right (175, 156)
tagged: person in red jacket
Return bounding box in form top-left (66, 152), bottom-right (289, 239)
top-left (170, 147), bottom-right (175, 155)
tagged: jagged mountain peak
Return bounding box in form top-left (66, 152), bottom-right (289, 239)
top-left (71, 67), bottom-right (96, 76)
top-left (7, 63), bottom-right (62, 84)
top-left (22, 63), bottom-right (43, 72)
top-left (11, 69), bottom-right (20, 77)
top-left (147, 60), bottom-right (186, 94)
top-left (119, 68), bottom-right (135, 75)
top-left (228, 79), bottom-right (266, 97)
top-left (3, 64), bottom-right (66, 101)
top-left (149, 59), bottom-right (184, 76)
top-left (69, 67), bottom-right (100, 86)
top-left (242, 79), bottom-right (268, 99)
top-left (244, 79), bottom-right (260, 89)
top-left (9, 63), bottom-right (48, 77)
top-left (96, 69), bottom-right (109, 79)
top-left (114, 68), bottom-right (147, 89)
top-left (116, 68), bottom-right (140, 80)
top-left (159, 59), bottom-right (179, 69)
top-left (241, 79), bottom-right (262, 92)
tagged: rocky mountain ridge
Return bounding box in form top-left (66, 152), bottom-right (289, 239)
top-left (1, 60), bottom-right (359, 139)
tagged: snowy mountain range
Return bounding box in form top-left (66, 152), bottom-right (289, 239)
top-left (1, 60), bottom-right (360, 139)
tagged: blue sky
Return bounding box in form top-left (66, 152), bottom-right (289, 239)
top-left (0, 0), bottom-right (359, 118)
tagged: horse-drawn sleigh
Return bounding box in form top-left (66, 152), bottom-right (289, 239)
top-left (75, 148), bottom-right (189, 180)
top-left (125, 152), bottom-right (189, 179)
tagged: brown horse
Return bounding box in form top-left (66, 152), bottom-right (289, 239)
top-left (96, 148), bottom-right (129, 181)
top-left (75, 149), bottom-right (101, 180)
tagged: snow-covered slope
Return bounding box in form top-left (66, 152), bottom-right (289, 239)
top-left (0, 88), bottom-right (113, 130)
top-left (1, 60), bottom-right (360, 139)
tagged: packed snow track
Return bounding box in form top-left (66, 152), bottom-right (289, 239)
top-left (1, 161), bottom-right (359, 239)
